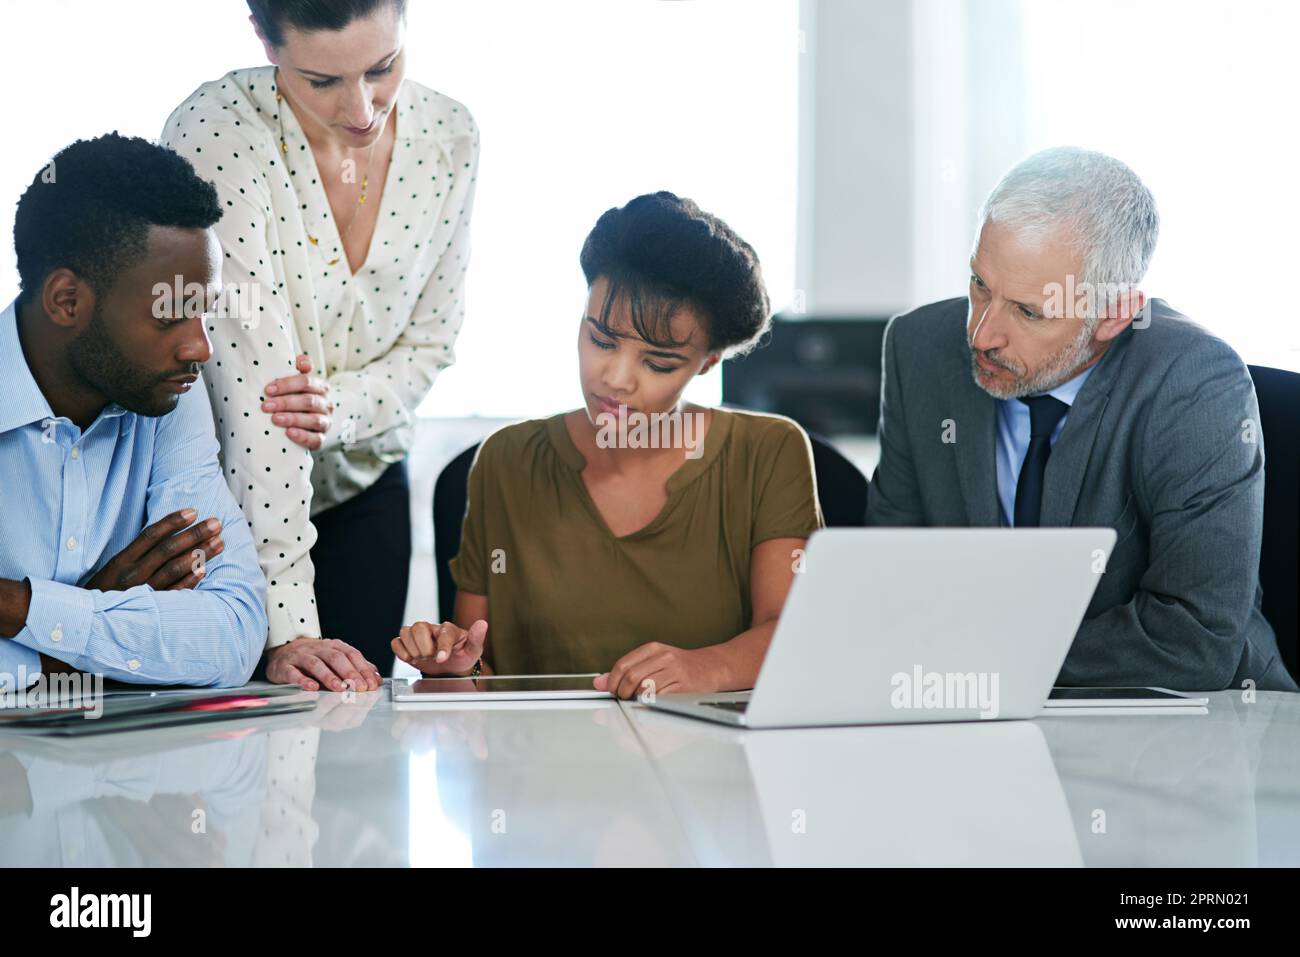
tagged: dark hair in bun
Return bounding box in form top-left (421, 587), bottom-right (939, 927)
top-left (247, 0), bottom-right (406, 47)
top-left (579, 191), bottom-right (771, 356)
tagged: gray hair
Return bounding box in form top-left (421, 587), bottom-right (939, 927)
top-left (977, 146), bottom-right (1159, 319)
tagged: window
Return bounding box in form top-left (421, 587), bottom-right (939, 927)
top-left (1021, 0), bottom-right (1300, 370)
top-left (407, 0), bottom-right (800, 415)
top-left (0, 0), bottom-right (800, 417)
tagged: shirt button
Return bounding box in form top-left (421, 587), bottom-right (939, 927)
top-left (127, 659), bottom-right (141, 671)
top-left (69, 446), bottom-right (80, 460)
top-left (66, 536), bottom-right (77, 550)
top-left (51, 625), bottom-right (63, 643)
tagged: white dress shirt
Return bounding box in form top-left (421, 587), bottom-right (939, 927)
top-left (161, 66), bottom-right (478, 648)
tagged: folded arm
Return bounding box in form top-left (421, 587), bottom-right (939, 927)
top-left (6, 385), bottom-right (268, 687)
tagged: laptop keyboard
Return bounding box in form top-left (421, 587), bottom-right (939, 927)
top-left (700, 700), bottom-right (749, 712)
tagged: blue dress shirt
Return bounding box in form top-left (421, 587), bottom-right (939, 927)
top-left (0, 297), bottom-right (268, 689)
top-left (995, 364), bottom-right (1095, 526)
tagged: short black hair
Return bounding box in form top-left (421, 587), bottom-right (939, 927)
top-left (14, 132), bottom-right (222, 304)
top-left (248, 0), bottom-right (407, 46)
top-left (579, 191), bottom-right (771, 356)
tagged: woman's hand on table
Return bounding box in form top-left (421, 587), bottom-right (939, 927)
top-left (266, 637), bottom-right (383, 692)
top-left (263, 354), bottom-right (334, 450)
top-left (595, 642), bottom-right (728, 700)
top-left (393, 619), bottom-right (488, 676)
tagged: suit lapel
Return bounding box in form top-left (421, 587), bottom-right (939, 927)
top-left (954, 374), bottom-right (1001, 527)
top-left (1039, 328), bottom-right (1132, 526)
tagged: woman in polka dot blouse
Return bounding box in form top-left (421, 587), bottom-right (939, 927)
top-left (161, 0), bottom-right (477, 689)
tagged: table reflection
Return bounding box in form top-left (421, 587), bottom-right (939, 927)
top-left (626, 708), bottom-right (1081, 866)
top-left (1, 686), bottom-right (1295, 867)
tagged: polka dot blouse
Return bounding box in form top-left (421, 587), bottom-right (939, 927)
top-left (161, 65), bottom-right (479, 650)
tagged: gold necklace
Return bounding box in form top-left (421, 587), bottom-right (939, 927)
top-left (274, 70), bottom-right (377, 268)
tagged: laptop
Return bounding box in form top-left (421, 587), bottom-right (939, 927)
top-left (645, 527), bottom-right (1116, 728)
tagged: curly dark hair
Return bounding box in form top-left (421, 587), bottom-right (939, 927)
top-left (579, 191), bottom-right (771, 356)
top-left (247, 0), bottom-right (407, 46)
top-left (14, 132), bottom-right (222, 304)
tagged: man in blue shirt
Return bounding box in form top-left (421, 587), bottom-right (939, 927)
top-left (0, 133), bottom-right (273, 688)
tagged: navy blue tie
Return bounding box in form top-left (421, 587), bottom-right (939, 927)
top-left (1014, 395), bottom-right (1070, 527)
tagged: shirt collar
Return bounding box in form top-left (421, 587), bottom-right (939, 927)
top-left (1042, 362), bottom-right (1095, 408)
top-left (1000, 361), bottom-right (1096, 414)
top-left (0, 297), bottom-right (57, 434)
top-left (0, 296), bottom-right (133, 436)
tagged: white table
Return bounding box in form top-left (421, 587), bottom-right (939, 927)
top-left (1, 688), bottom-right (1296, 866)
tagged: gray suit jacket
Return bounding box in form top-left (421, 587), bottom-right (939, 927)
top-left (866, 296), bottom-right (1297, 693)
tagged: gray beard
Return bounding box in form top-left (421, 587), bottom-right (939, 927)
top-left (970, 320), bottom-right (1098, 399)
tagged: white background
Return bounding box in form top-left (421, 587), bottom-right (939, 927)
top-left (0, 0), bottom-right (1296, 418)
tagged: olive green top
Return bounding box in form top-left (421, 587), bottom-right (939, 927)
top-left (449, 409), bottom-right (824, 675)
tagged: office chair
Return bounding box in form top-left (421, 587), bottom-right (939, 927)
top-left (433, 442), bottom-right (479, 622)
top-left (807, 431), bottom-right (869, 528)
top-left (431, 429), bottom-right (871, 620)
top-left (1249, 365), bottom-right (1300, 682)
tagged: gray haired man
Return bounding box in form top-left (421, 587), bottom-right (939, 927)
top-left (867, 146), bottom-right (1297, 692)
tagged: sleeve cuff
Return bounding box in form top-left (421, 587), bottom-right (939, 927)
top-left (0, 640), bottom-right (42, 693)
top-left (266, 582), bottom-right (320, 648)
top-left (317, 378), bottom-right (374, 454)
top-left (14, 578), bottom-right (96, 667)
top-left (317, 375), bottom-right (413, 459)
top-left (448, 559), bottom-right (485, 599)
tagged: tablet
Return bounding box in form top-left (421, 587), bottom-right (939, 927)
top-left (1044, 687), bottom-right (1210, 707)
top-left (391, 674), bottom-right (613, 702)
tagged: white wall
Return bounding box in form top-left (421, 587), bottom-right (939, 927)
top-left (796, 0), bottom-right (1026, 318)
top-left (797, 0), bottom-right (914, 315)
top-left (0, 0), bottom-right (801, 418)
top-left (796, 0), bottom-right (1300, 371)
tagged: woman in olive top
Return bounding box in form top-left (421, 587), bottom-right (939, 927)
top-left (393, 192), bottom-right (823, 699)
